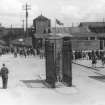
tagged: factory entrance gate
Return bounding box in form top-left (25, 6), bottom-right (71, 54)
top-left (45, 36), bottom-right (72, 88)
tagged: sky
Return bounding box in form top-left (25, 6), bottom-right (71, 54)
top-left (0, 0), bottom-right (105, 27)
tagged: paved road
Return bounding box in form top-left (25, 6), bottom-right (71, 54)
top-left (0, 54), bottom-right (105, 105)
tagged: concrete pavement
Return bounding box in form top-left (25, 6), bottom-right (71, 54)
top-left (0, 54), bottom-right (105, 105)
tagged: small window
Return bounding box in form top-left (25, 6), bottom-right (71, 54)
top-left (90, 37), bottom-right (95, 40)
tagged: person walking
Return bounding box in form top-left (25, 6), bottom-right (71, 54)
top-left (0, 64), bottom-right (9, 89)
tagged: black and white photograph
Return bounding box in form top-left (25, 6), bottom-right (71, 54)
top-left (0, 0), bottom-right (105, 105)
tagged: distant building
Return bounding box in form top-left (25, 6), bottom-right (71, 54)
top-left (74, 22), bottom-right (105, 50)
top-left (79, 22), bottom-right (105, 33)
top-left (32, 14), bottom-right (51, 49)
top-left (52, 22), bottom-right (105, 50)
top-left (1, 27), bottom-right (30, 46)
top-left (33, 14), bottom-right (51, 34)
top-left (32, 14), bottom-right (105, 50)
top-left (0, 25), bottom-right (8, 38)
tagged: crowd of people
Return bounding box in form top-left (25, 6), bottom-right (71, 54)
top-left (0, 46), bottom-right (45, 59)
top-left (72, 50), bottom-right (105, 67)
top-left (1, 45), bottom-right (105, 88)
top-left (1, 46), bottom-right (105, 68)
top-left (0, 46), bottom-right (45, 89)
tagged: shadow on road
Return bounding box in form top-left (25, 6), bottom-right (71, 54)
top-left (20, 80), bottom-right (47, 88)
top-left (89, 75), bottom-right (105, 82)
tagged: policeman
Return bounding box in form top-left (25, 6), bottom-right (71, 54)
top-left (0, 64), bottom-right (9, 89)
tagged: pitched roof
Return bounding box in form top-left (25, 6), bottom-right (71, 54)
top-left (51, 27), bottom-right (101, 37)
top-left (52, 27), bottom-right (92, 36)
top-left (69, 27), bottom-right (91, 33)
top-left (34, 14), bottom-right (50, 21)
top-left (79, 22), bottom-right (105, 27)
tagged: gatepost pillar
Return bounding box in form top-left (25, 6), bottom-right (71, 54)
top-left (45, 36), bottom-right (72, 88)
top-left (45, 39), bottom-right (56, 88)
top-left (62, 37), bottom-right (72, 86)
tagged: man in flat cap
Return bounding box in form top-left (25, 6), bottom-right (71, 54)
top-left (0, 64), bottom-right (9, 89)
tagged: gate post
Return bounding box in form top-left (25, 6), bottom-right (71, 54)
top-left (62, 37), bottom-right (72, 86)
top-left (45, 39), bottom-right (56, 88)
top-left (45, 36), bottom-right (72, 88)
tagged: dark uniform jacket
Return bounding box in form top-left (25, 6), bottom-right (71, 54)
top-left (0, 67), bottom-right (9, 79)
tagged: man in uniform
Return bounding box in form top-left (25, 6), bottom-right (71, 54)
top-left (0, 64), bottom-right (9, 89)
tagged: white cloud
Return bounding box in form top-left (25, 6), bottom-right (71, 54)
top-left (0, 0), bottom-right (105, 27)
top-left (61, 5), bottom-right (84, 19)
top-left (59, 0), bottom-right (105, 25)
top-left (0, 0), bottom-right (22, 14)
top-left (0, 0), bottom-right (40, 27)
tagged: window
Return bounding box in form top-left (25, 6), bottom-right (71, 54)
top-left (90, 37), bottom-right (95, 40)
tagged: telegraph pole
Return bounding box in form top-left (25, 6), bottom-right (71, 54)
top-left (22, 20), bottom-right (24, 30)
top-left (22, 20), bottom-right (24, 37)
top-left (23, 3), bottom-right (31, 37)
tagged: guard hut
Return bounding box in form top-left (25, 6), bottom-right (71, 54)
top-left (45, 33), bottom-right (72, 88)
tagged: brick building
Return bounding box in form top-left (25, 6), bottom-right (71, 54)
top-left (32, 14), bottom-right (105, 50)
top-left (33, 14), bottom-right (51, 34)
top-left (32, 14), bottom-right (51, 49)
top-left (52, 22), bottom-right (105, 50)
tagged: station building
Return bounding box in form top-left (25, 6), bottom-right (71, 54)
top-left (52, 22), bottom-right (105, 51)
top-left (32, 15), bottom-right (105, 51)
top-left (33, 14), bottom-right (51, 34)
top-left (32, 14), bottom-right (51, 49)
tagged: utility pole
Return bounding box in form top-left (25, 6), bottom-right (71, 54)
top-left (72, 22), bottom-right (74, 27)
top-left (9, 24), bottom-right (13, 45)
top-left (22, 20), bottom-right (24, 30)
top-left (23, 3), bottom-right (31, 37)
top-left (22, 20), bottom-right (24, 37)
top-left (103, 18), bottom-right (105, 23)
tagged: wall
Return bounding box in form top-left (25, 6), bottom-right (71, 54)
top-left (72, 40), bottom-right (100, 50)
